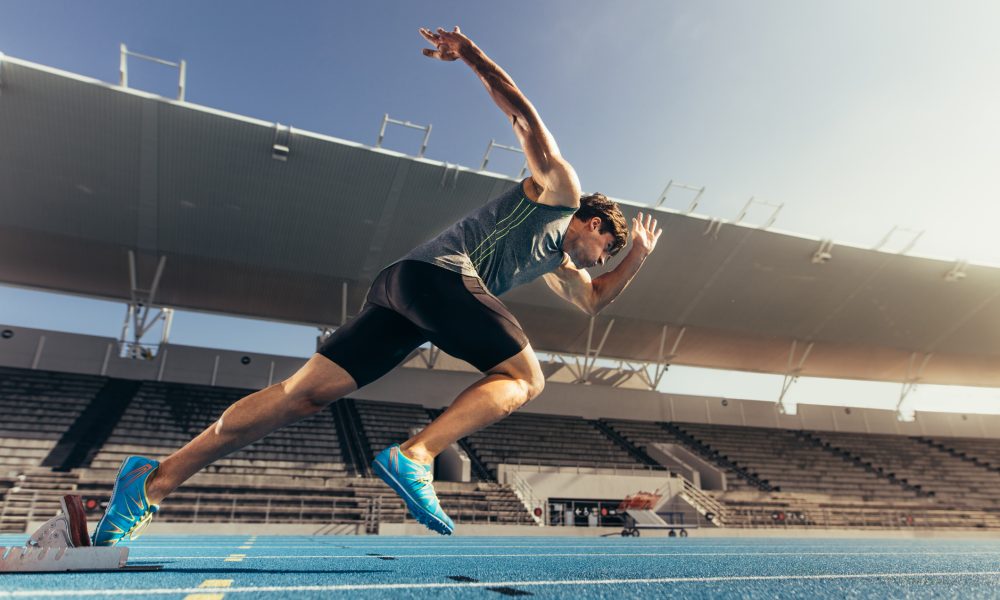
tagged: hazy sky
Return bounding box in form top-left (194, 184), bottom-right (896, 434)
top-left (2, 1), bottom-right (999, 413)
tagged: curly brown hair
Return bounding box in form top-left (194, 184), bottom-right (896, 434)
top-left (575, 193), bottom-right (629, 256)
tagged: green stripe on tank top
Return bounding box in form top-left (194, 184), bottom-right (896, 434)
top-left (472, 204), bottom-right (538, 270)
top-left (466, 198), bottom-right (530, 260)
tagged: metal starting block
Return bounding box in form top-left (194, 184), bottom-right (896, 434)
top-left (0, 495), bottom-right (161, 573)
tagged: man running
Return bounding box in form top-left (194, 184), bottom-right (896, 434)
top-left (93, 26), bottom-right (661, 543)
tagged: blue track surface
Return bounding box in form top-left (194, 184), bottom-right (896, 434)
top-left (3, 534), bottom-right (1000, 598)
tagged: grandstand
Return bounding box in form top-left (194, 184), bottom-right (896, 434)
top-left (3, 52), bottom-right (1000, 538)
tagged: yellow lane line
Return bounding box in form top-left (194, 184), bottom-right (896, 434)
top-left (183, 578), bottom-right (233, 600)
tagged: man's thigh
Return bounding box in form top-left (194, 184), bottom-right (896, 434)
top-left (316, 304), bottom-right (427, 389)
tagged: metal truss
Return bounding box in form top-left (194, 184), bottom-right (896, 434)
top-left (896, 352), bottom-right (933, 422)
top-left (873, 226), bottom-right (924, 254)
top-left (555, 316), bottom-right (617, 384)
top-left (655, 180), bottom-right (705, 213)
top-left (119, 250), bottom-right (173, 359)
top-left (376, 114), bottom-right (431, 157)
top-left (612, 326), bottom-right (686, 391)
top-left (480, 139), bottom-right (528, 178)
top-left (735, 196), bottom-right (784, 229)
top-left (777, 339), bottom-right (814, 415)
top-left (119, 44), bottom-right (186, 101)
top-left (316, 282), bottom-right (353, 348)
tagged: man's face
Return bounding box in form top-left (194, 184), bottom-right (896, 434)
top-left (570, 218), bottom-right (617, 269)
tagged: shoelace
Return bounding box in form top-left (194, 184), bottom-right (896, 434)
top-left (126, 510), bottom-right (156, 541)
top-left (410, 471), bottom-right (440, 502)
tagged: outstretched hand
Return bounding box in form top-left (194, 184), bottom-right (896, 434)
top-left (631, 212), bottom-right (662, 257)
top-left (419, 26), bottom-right (471, 61)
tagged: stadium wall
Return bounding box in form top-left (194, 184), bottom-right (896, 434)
top-left (1, 323), bottom-right (997, 439)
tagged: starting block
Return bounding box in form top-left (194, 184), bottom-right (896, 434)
top-left (0, 495), bottom-right (161, 573)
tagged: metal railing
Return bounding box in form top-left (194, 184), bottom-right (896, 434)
top-left (678, 477), bottom-right (729, 526)
top-left (508, 471), bottom-right (545, 526)
top-left (119, 43), bottom-right (186, 101)
top-left (502, 456), bottom-right (664, 476)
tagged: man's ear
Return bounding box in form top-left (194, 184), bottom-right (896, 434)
top-left (589, 217), bottom-right (602, 231)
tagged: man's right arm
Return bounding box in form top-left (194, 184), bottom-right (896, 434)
top-left (420, 27), bottom-right (581, 208)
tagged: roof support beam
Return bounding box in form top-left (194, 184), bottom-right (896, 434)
top-left (418, 344), bottom-right (442, 369)
top-left (119, 251), bottom-right (173, 359)
top-left (628, 325), bottom-right (685, 391)
top-left (777, 339), bottom-right (814, 415)
top-left (896, 352), bottom-right (933, 422)
top-left (579, 316), bottom-right (615, 382)
top-left (559, 317), bottom-right (617, 384)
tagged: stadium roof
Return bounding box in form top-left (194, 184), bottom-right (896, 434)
top-left (2, 54), bottom-right (1000, 386)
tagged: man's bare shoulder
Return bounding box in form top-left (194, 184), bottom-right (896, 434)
top-left (523, 160), bottom-right (581, 209)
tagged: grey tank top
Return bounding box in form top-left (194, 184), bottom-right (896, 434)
top-left (400, 181), bottom-right (578, 296)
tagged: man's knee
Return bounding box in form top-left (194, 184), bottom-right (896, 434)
top-left (523, 372), bottom-right (545, 401)
top-left (498, 366), bottom-right (545, 408)
top-left (489, 346), bottom-right (546, 407)
top-left (282, 355), bottom-right (358, 411)
top-left (280, 380), bottom-right (327, 412)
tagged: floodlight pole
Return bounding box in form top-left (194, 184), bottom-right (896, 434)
top-left (481, 139), bottom-right (528, 178)
top-left (375, 114), bottom-right (432, 157)
top-left (119, 43), bottom-right (187, 101)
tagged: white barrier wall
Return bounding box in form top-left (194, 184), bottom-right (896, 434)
top-left (496, 464), bottom-right (676, 503)
top-left (2, 323), bottom-right (999, 439)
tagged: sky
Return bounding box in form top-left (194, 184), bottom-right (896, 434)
top-left (2, 0), bottom-right (1000, 415)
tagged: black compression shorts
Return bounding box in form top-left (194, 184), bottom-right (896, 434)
top-left (317, 260), bottom-right (529, 388)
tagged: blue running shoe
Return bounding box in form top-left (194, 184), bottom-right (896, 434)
top-left (92, 455), bottom-right (160, 546)
top-left (372, 445), bottom-right (454, 535)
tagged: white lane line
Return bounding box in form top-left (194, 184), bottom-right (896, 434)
top-left (4, 571), bottom-right (1000, 597)
top-left (132, 550), bottom-right (1000, 560)
top-left (123, 543), bottom-right (1000, 550)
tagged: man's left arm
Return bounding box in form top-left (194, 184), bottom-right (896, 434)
top-left (543, 212), bottom-right (662, 315)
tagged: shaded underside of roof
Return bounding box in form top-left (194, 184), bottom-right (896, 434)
top-left (2, 56), bottom-right (999, 386)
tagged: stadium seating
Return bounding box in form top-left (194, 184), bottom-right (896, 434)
top-left (88, 380), bottom-right (350, 484)
top-left (605, 418), bottom-right (758, 491)
top-left (809, 431), bottom-right (1000, 508)
top-left (0, 367), bottom-right (106, 476)
top-left (463, 412), bottom-right (648, 477)
top-left (351, 399), bottom-right (432, 463)
top-left (4, 362), bottom-right (1000, 532)
top-left (675, 422), bottom-right (918, 500)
